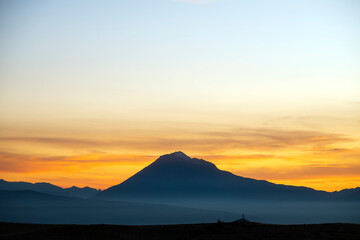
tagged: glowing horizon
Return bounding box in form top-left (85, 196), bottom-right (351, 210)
top-left (0, 0), bottom-right (359, 192)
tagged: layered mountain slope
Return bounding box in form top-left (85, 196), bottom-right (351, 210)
top-left (0, 190), bottom-right (240, 225)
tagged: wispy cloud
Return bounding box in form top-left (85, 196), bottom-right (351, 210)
top-left (0, 151), bottom-right (154, 173)
top-left (0, 127), bottom-right (353, 154)
top-left (0, 137), bottom-right (100, 148)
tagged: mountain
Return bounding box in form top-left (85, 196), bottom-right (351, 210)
top-left (90, 152), bottom-right (360, 224)
top-left (95, 151), bottom-right (334, 203)
top-left (1, 152), bottom-right (359, 225)
top-left (0, 179), bottom-right (100, 198)
top-left (333, 187), bottom-right (360, 201)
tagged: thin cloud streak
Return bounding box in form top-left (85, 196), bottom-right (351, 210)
top-left (0, 151), bottom-right (154, 173)
top-left (0, 127), bottom-right (353, 152)
top-left (0, 137), bottom-right (100, 147)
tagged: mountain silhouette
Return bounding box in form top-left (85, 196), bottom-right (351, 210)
top-left (1, 152), bottom-right (359, 225)
top-left (95, 151), bottom-right (333, 203)
top-left (0, 179), bottom-right (100, 198)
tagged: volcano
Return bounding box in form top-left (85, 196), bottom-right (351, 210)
top-left (95, 151), bottom-right (331, 203)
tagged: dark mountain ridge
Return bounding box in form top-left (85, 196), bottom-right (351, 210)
top-left (0, 190), bottom-right (241, 225)
top-left (0, 179), bottom-right (100, 198)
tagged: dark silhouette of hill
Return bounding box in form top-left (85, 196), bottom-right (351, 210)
top-left (1, 222), bottom-right (359, 240)
top-left (333, 187), bottom-right (360, 201)
top-left (95, 151), bottom-right (355, 203)
top-left (0, 179), bottom-right (100, 198)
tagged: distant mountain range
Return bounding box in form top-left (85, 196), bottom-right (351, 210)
top-left (0, 179), bottom-right (101, 198)
top-left (0, 151), bottom-right (359, 225)
top-left (94, 151), bottom-right (360, 204)
top-left (0, 190), bottom-right (239, 225)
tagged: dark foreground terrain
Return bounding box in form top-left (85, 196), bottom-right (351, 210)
top-left (1, 222), bottom-right (360, 240)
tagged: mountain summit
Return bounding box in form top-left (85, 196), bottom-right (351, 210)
top-left (95, 152), bottom-right (330, 203)
top-left (142, 151), bottom-right (220, 177)
top-left (160, 151), bottom-right (189, 159)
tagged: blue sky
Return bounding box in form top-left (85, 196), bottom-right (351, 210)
top-left (1, 0), bottom-right (359, 106)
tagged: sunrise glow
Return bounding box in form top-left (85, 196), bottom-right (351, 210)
top-left (0, 0), bottom-right (359, 192)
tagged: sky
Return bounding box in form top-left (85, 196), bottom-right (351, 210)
top-left (0, 0), bottom-right (359, 191)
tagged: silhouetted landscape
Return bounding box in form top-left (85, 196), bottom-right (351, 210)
top-left (1, 222), bottom-right (360, 240)
top-left (2, 0), bottom-right (359, 239)
top-left (1, 152), bottom-right (359, 226)
top-left (1, 152), bottom-right (360, 239)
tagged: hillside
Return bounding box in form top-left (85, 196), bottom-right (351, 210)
top-left (1, 222), bottom-right (360, 240)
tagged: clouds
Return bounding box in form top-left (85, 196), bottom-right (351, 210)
top-left (0, 137), bottom-right (99, 148)
top-left (0, 127), bottom-right (352, 153)
top-left (0, 151), bottom-right (154, 173)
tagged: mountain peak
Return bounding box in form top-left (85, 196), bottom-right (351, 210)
top-left (153, 151), bottom-right (215, 167)
top-left (158, 151), bottom-right (190, 161)
top-left (96, 152), bottom-right (355, 204)
top-left (139, 151), bottom-right (220, 176)
top-left (170, 151), bottom-right (188, 157)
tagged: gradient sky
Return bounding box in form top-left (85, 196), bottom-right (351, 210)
top-left (0, 0), bottom-right (359, 191)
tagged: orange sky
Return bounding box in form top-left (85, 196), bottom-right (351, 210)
top-left (0, 118), bottom-right (359, 192)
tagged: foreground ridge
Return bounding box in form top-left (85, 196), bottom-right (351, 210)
top-left (1, 222), bottom-right (359, 240)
